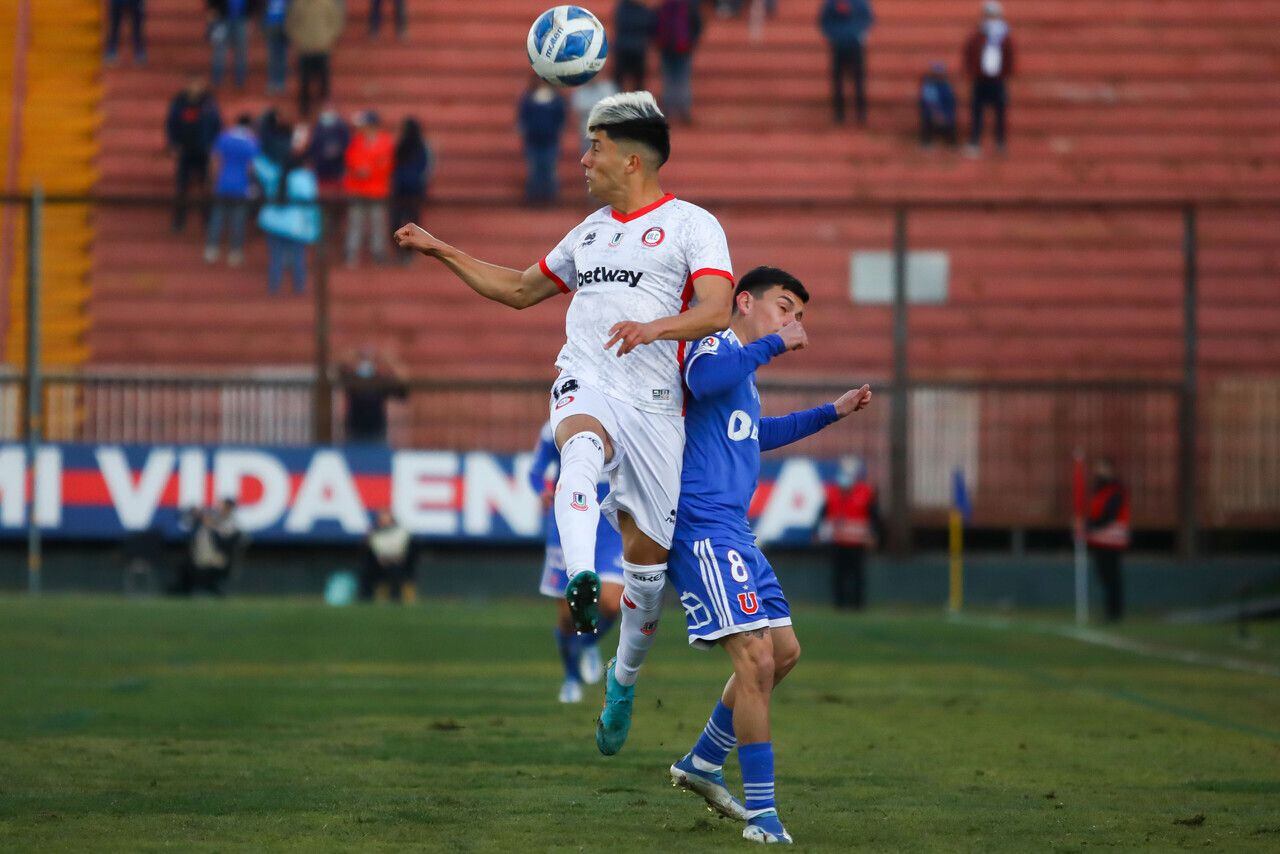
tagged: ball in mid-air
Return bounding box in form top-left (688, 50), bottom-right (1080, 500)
top-left (526, 5), bottom-right (608, 88)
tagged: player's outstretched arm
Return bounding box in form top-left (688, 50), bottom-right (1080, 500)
top-left (394, 223), bottom-right (562, 310)
top-left (758, 385), bottom-right (872, 452)
top-left (604, 274), bottom-right (734, 357)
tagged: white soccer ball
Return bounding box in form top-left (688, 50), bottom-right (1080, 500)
top-left (526, 5), bottom-right (609, 88)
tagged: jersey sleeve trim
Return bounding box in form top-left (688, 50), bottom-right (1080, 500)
top-left (539, 257), bottom-right (571, 294)
top-left (689, 267), bottom-right (735, 285)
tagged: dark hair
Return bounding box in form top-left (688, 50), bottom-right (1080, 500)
top-left (236, 112), bottom-right (253, 127)
top-left (733, 266), bottom-right (809, 312)
top-left (590, 118), bottom-right (671, 167)
top-left (395, 117), bottom-right (425, 162)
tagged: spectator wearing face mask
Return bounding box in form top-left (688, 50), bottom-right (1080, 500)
top-left (339, 347), bottom-right (409, 444)
top-left (817, 456), bottom-right (882, 610)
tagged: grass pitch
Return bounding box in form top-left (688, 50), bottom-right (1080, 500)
top-left (1, 596), bottom-right (1278, 852)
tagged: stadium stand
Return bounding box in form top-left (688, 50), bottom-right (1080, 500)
top-left (82, 0), bottom-right (1279, 389)
top-left (1, 0), bottom-right (98, 369)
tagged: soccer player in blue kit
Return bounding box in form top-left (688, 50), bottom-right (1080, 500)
top-left (528, 421), bottom-right (625, 704)
top-left (661, 266), bottom-right (872, 844)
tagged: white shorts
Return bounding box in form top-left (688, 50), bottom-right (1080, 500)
top-left (549, 374), bottom-right (684, 551)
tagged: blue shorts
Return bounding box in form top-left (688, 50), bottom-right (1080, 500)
top-left (667, 533), bottom-right (792, 649)
top-left (538, 527), bottom-right (626, 597)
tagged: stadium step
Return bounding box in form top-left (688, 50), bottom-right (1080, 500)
top-left (3, 0), bottom-right (99, 369)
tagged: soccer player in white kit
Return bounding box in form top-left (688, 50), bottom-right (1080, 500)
top-left (394, 92), bottom-right (735, 754)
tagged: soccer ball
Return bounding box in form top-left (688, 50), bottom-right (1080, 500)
top-left (526, 6), bottom-right (608, 88)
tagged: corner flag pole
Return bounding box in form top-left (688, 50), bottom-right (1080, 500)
top-left (1072, 449), bottom-right (1088, 625)
top-left (948, 507), bottom-right (963, 613)
top-left (948, 468), bottom-right (969, 614)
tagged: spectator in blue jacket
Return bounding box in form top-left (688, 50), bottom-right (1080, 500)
top-left (205, 114), bottom-right (260, 266)
top-left (518, 76), bottom-right (566, 206)
top-left (919, 62), bottom-right (958, 148)
top-left (612, 0), bottom-right (656, 93)
top-left (307, 104), bottom-right (350, 193)
top-left (254, 140), bottom-right (321, 295)
top-left (391, 118), bottom-right (434, 264)
top-left (819, 0), bottom-right (874, 126)
top-left (207, 0), bottom-right (262, 90)
top-left (263, 0), bottom-right (290, 95)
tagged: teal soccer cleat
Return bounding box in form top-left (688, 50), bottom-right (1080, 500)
top-left (565, 570), bottom-right (601, 634)
top-left (743, 810), bottom-right (793, 845)
top-left (669, 753), bottom-right (748, 820)
top-left (595, 657), bottom-right (634, 756)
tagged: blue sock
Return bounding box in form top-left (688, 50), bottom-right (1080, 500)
top-left (555, 628), bottom-right (580, 682)
top-left (691, 700), bottom-right (736, 769)
top-left (739, 741), bottom-right (776, 813)
top-left (591, 615), bottom-right (616, 643)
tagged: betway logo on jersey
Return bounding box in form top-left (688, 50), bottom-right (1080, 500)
top-left (576, 267), bottom-right (644, 288)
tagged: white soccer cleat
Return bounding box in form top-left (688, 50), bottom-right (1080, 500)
top-left (742, 810), bottom-right (793, 844)
top-left (670, 753), bottom-right (749, 821)
top-left (579, 644), bottom-right (603, 685)
top-left (558, 679), bottom-right (583, 704)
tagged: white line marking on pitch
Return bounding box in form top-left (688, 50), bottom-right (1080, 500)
top-left (952, 614), bottom-right (1280, 679)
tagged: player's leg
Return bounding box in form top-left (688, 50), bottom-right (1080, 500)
top-left (540, 544), bottom-right (583, 703)
top-left (722, 629), bottom-right (792, 843)
top-left (549, 380), bottom-right (618, 634)
top-left (580, 526), bottom-right (624, 685)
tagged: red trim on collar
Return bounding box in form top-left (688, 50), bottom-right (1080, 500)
top-left (611, 193), bottom-right (676, 223)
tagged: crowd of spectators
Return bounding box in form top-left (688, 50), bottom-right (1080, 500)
top-left (166, 83), bottom-right (435, 291)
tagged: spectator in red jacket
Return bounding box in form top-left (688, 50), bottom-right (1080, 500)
top-left (1085, 457), bottom-right (1130, 622)
top-left (819, 456), bottom-right (882, 610)
top-left (343, 111), bottom-right (394, 267)
top-left (962, 0), bottom-right (1015, 156)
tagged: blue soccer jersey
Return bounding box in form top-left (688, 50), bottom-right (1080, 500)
top-left (669, 329), bottom-right (839, 646)
top-left (529, 422), bottom-right (625, 596)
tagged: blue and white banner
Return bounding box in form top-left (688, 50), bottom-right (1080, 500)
top-left (0, 443), bottom-right (840, 545)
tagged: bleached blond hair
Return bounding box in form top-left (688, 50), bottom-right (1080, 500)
top-left (587, 91), bottom-right (666, 132)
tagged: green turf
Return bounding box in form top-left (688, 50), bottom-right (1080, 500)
top-left (1, 597), bottom-right (1278, 852)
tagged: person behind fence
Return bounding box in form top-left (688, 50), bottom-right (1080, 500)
top-left (263, 0), bottom-right (291, 95)
top-left (391, 118), bottom-right (435, 264)
top-left (207, 0), bottom-right (260, 90)
top-left (919, 61), bottom-right (958, 148)
top-left (205, 113), bottom-right (260, 267)
top-left (517, 74), bottom-right (566, 206)
top-left (819, 0), bottom-right (874, 126)
top-left (1086, 457), bottom-right (1130, 622)
top-left (254, 134), bottom-right (321, 295)
top-left (308, 103), bottom-right (350, 194)
top-left (819, 456), bottom-right (882, 610)
top-left (165, 76), bottom-right (222, 233)
top-left (343, 110), bottom-right (395, 266)
top-left (963, 0), bottom-right (1015, 156)
top-left (172, 500), bottom-right (245, 596)
top-left (339, 346), bottom-right (408, 444)
top-left (105, 0), bottom-right (147, 66)
top-left (360, 510), bottom-right (416, 602)
top-left (612, 0), bottom-right (656, 93)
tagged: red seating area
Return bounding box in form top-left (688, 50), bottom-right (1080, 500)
top-left (91, 0), bottom-right (1280, 383)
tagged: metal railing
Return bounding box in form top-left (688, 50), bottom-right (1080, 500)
top-left (2, 192), bottom-right (1279, 556)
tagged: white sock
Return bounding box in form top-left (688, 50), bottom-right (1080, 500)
top-left (554, 431), bottom-right (606, 579)
top-left (614, 561), bottom-right (665, 687)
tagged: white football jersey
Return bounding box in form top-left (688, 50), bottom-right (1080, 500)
top-left (539, 194), bottom-right (734, 416)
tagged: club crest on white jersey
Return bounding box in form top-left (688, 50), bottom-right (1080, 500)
top-left (539, 194), bottom-right (733, 416)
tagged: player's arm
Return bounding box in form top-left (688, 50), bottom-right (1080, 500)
top-left (685, 320), bottom-right (807, 400)
top-left (758, 385), bottom-right (873, 452)
top-left (393, 223), bottom-right (562, 310)
top-left (605, 274), bottom-right (734, 357)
